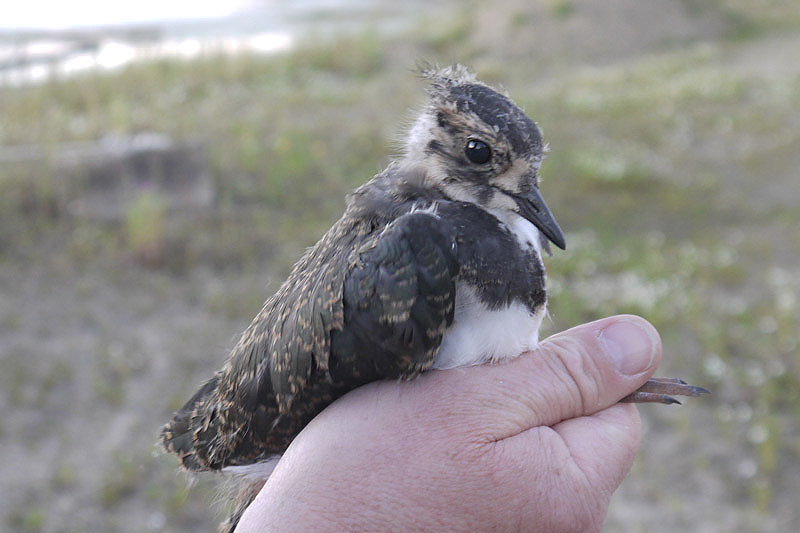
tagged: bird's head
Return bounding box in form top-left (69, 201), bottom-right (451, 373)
top-left (404, 65), bottom-right (565, 251)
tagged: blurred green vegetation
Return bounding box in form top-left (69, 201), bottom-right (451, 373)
top-left (1, 0), bottom-right (799, 531)
top-left (125, 189), bottom-right (168, 265)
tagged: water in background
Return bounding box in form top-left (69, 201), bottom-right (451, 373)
top-left (0, 0), bottom-right (448, 86)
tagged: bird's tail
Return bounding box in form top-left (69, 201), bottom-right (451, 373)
top-left (160, 373), bottom-right (221, 471)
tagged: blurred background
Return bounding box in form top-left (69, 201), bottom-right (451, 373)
top-left (1, 0), bottom-right (798, 531)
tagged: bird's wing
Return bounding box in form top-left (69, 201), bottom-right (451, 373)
top-left (160, 218), bottom-right (355, 469)
top-left (161, 206), bottom-right (459, 470)
top-left (330, 209), bottom-right (459, 381)
top-left (160, 372), bottom-right (222, 470)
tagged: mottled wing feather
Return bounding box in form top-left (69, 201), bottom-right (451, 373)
top-left (161, 218), bottom-right (356, 469)
top-left (331, 211), bottom-right (459, 380)
top-left (268, 257), bottom-right (347, 414)
top-left (161, 200), bottom-right (460, 472)
top-left (160, 372), bottom-right (221, 470)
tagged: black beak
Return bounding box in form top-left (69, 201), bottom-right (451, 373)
top-left (512, 187), bottom-right (566, 250)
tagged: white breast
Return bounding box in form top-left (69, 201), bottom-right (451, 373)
top-left (433, 211), bottom-right (547, 370)
top-left (432, 283), bottom-right (546, 370)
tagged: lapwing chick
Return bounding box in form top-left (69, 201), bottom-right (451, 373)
top-left (161, 65), bottom-right (708, 531)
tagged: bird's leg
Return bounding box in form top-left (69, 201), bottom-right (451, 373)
top-left (620, 377), bottom-right (710, 405)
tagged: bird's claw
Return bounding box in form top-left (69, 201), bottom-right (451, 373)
top-left (620, 377), bottom-right (710, 405)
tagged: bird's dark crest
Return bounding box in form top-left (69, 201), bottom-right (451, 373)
top-left (415, 63), bottom-right (543, 159)
top-left (418, 63), bottom-right (478, 89)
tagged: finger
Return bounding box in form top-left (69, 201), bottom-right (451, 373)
top-left (415, 315), bottom-right (661, 440)
top-left (552, 403), bottom-right (642, 493)
top-left (491, 403), bottom-right (641, 530)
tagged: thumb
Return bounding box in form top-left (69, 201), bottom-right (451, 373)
top-left (428, 315), bottom-right (661, 440)
top-left (529, 314), bottom-right (662, 425)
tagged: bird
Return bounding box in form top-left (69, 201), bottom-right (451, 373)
top-left (160, 65), bottom-right (708, 531)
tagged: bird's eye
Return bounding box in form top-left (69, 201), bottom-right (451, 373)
top-left (465, 139), bottom-right (491, 165)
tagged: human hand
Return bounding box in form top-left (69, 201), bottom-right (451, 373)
top-left (236, 315), bottom-right (662, 532)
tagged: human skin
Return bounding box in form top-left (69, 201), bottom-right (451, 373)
top-left (236, 315), bottom-right (661, 532)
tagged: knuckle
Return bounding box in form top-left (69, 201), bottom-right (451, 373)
top-left (541, 336), bottom-right (604, 413)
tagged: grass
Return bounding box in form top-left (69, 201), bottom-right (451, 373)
top-left (125, 189), bottom-right (168, 265)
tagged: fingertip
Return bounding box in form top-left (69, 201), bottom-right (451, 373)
top-left (593, 402), bottom-right (642, 445)
top-left (597, 316), bottom-right (661, 377)
top-left (554, 403), bottom-right (642, 493)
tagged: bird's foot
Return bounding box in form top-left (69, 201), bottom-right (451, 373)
top-left (620, 377), bottom-right (710, 405)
